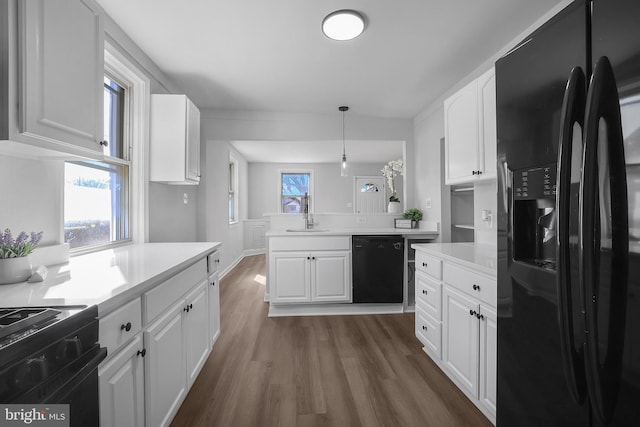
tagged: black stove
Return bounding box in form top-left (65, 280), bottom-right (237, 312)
top-left (0, 308), bottom-right (61, 347)
top-left (0, 305), bottom-right (106, 426)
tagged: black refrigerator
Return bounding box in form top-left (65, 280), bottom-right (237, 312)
top-left (496, 0), bottom-right (640, 426)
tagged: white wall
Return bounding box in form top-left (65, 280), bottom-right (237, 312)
top-left (0, 156), bottom-right (63, 246)
top-left (247, 162), bottom-right (400, 218)
top-left (413, 108), bottom-right (446, 243)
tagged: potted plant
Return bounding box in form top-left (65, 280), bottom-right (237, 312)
top-left (402, 208), bottom-right (423, 228)
top-left (0, 229), bottom-right (43, 285)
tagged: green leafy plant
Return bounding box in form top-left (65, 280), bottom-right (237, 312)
top-left (0, 229), bottom-right (43, 259)
top-left (402, 208), bottom-right (423, 222)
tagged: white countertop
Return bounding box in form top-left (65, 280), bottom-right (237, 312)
top-left (267, 228), bottom-right (439, 237)
top-left (0, 242), bottom-right (220, 315)
top-left (411, 242), bottom-right (497, 276)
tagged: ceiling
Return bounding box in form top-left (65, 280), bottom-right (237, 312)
top-left (96, 0), bottom-right (565, 120)
top-left (98, 1), bottom-right (565, 163)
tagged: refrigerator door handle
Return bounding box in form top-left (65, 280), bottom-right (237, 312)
top-left (581, 56), bottom-right (629, 424)
top-left (556, 66), bottom-right (587, 405)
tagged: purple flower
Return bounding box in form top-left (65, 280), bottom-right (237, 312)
top-left (31, 231), bottom-right (43, 246)
top-left (0, 229), bottom-right (44, 259)
top-left (15, 232), bottom-right (28, 245)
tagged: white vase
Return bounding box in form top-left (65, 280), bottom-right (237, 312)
top-left (388, 201), bottom-right (401, 214)
top-left (0, 256), bottom-right (33, 285)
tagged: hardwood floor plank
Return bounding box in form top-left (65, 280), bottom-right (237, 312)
top-left (170, 255), bottom-right (492, 427)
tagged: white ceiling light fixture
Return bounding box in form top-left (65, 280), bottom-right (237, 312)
top-left (339, 106), bottom-right (349, 177)
top-left (322, 10), bottom-right (365, 41)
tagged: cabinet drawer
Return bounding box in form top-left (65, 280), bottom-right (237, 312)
top-left (416, 271), bottom-right (442, 320)
top-left (99, 298), bottom-right (142, 356)
top-left (144, 259), bottom-right (207, 323)
top-left (207, 251), bottom-right (220, 275)
top-left (269, 236), bottom-right (350, 251)
top-left (416, 306), bottom-right (442, 359)
top-left (415, 251), bottom-right (443, 280)
top-left (444, 262), bottom-right (496, 306)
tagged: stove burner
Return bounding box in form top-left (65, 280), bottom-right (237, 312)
top-left (0, 308), bottom-right (61, 341)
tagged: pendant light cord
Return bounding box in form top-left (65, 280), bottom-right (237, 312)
top-left (342, 109), bottom-right (346, 156)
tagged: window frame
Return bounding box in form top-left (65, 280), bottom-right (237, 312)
top-left (278, 169), bottom-right (314, 214)
top-left (229, 155), bottom-right (238, 224)
top-left (64, 43), bottom-right (150, 254)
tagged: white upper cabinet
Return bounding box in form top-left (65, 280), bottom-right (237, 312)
top-left (149, 94), bottom-right (201, 185)
top-left (444, 67), bottom-right (496, 185)
top-left (1, 0), bottom-right (105, 157)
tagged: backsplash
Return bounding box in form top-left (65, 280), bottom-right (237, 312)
top-left (265, 213), bottom-right (439, 233)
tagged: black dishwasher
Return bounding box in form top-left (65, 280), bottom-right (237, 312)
top-left (352, 236), bottom-right (404, 303)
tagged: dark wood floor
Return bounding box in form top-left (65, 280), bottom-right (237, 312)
top-left (171, 255), bottom-right (492, 427)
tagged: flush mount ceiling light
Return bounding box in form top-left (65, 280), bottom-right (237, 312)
top-left (322, 10), bottom-right (365, 41)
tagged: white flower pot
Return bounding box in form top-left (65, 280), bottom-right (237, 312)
top-left (387, 201), bottom-right (401, 214)
top-left (0, 256), bottom-right (33, 285)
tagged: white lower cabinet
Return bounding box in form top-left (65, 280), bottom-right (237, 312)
top-left (99, 334), bottom-right (145, 427)
top-left (99, 255), bottom-right (220, 427)
top-left (443, 287), bottom-right (480, 396)
top-left (208, 273), bottom-right (221, 345)
top-left (479, 305), bottom-right (497, 417)
top-left (144, 300), bottom-right (187, 427)
top-left (270, 252), bottom-right (311, 303)
top-left (269, 241), bottom-right (351, 304)
top-left (145, 280), bottom-right (210, 427)
top-left (413, 247), bottom-right (496, 424)
top-left (185, 281), bottom-right (210, 386)
top-left (311, 252), bottom-right (351, 302)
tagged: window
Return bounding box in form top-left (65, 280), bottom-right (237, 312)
top-left (228, 157), bottom-right (238, 223)
top-left (64, 75), bottom-right (131, 250)
top-left (280, 171), bottom-right (312, 213)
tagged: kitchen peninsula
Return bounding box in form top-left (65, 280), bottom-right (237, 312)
top-left (266, 222), bottom-right (439, 317)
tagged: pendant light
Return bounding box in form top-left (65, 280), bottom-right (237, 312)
top-left (339, 106), bottom-right (349, 176)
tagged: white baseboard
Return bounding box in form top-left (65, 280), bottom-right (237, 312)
top-left (268, 303), bottom-right (405, 317)
top-left (243, 248), bottom-right (265, 256)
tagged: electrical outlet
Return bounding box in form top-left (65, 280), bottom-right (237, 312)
top-left (183, 193), bottom-right (188, 204)
top-left (425, 198), bottom-right (432, 209)
top-left (347, 202), bottom-right (353, 208)
top-left (357, 216), bottom-right (367, 224)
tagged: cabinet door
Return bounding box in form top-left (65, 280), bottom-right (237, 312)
top-left (20, 0), bottom-right (103, 153)
top-left (185, 281), bottom-right (210, 387)
top-left (444, 79), bottom-right (479, 184)
top-left (443, 287), bottom-right (479, 398)
top-left (270, 252), bottom-right (311, 303)
top-left (144, 302), bottom-right (187, 427)
top-left (208, 273), bottom-right (221, 345)
top-left (479, 305), bottom-right (497, 418)
top-left (186, 98), bottom-right (200, 182)
top-left (312, 251), bottom-right (351, 302)
top-left (99, 335), bottom-right (145, 427)
top-left (477, 68), bottom-right (496, 180)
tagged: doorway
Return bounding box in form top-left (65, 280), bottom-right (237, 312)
top-left (355, 176), bottom-right (386, 214)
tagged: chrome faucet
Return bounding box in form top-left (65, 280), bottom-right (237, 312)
top-left (302, 192), bottom-right (313, 229)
